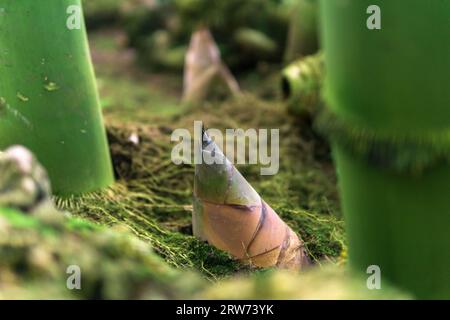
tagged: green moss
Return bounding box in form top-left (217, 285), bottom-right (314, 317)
top-left (55, 162), bottom-right (249, 280)
top-left (65, 217), bottom-right (103, 233)
top-left (0, 207), bottom-right (204, 299)
top-left (0, 207), bottom-right (42, 229)
top-left (54, 91), bottom-right (344, 279)
top-left (278, 207), bottom-right (345, 263)
top-left (97, 75), bottom-right (184, 121)
top-left (0, 207), bottom-right (403, 299)
top-left (200, 265), bottom-right (410, 299)
top-left (57, 30), bottom-right (343, 282)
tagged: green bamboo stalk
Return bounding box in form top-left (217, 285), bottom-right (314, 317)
top-left (319, 0), bottom-right (450, 298)
top-left (0, 1), bottom-right (114, 196)
top-left (284, 0), bottom-right (319, 63)
top-left (281, 52), bottom-right (323, 116)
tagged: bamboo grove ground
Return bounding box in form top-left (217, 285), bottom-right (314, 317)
top-left (1, 29), bottom-right (374, 299)
top-left (74, 29), bottom-right (346, 278)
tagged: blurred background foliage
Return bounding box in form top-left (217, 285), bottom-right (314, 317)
top-left (83, 0), bottom-right (298, 72)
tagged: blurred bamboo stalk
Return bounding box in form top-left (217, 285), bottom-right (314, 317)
top-left (319, 0), bottom-right (450, 299)
top-left (284, 0), bottom-right (319, 63)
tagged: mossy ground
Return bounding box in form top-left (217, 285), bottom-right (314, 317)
top-left (0, 208), bottom-right (406, 299)
top-left (0, 207), bottom-right (203, 299)
top-left (54, 29), bottom-right (346, 280)
top-left (0, 28), bottom-right (349, 299)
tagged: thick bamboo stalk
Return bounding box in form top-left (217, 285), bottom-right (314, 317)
top-left (0, 1), bottom-right (114, 196)
top-left (319, 0), bottom-right (450, 298)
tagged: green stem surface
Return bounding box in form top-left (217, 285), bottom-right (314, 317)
top-left (0, 1), bottom-right (113, 195)
top-left (319, 0), bottom-right (450, 298)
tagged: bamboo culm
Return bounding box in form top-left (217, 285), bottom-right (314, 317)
top-left (319, 0), bottom-right (450, 299)
top-left (0, 1), bottom-right (114, 196)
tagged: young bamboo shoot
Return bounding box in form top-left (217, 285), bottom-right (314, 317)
top-left (193, 130), bottom-right (310, 269)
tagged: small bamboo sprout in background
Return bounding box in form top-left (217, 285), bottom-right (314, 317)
top-left (182, 27), bottom-right (240, 104)
top-left (281, 52), bottom-right (324, 117)
top-left (193, 131), bottom-right (310, 269)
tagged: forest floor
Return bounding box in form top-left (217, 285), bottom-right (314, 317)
top-left (75, 29), bottom-right (346, 278)
top-left (1, 29), bottom-right (365, 299)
